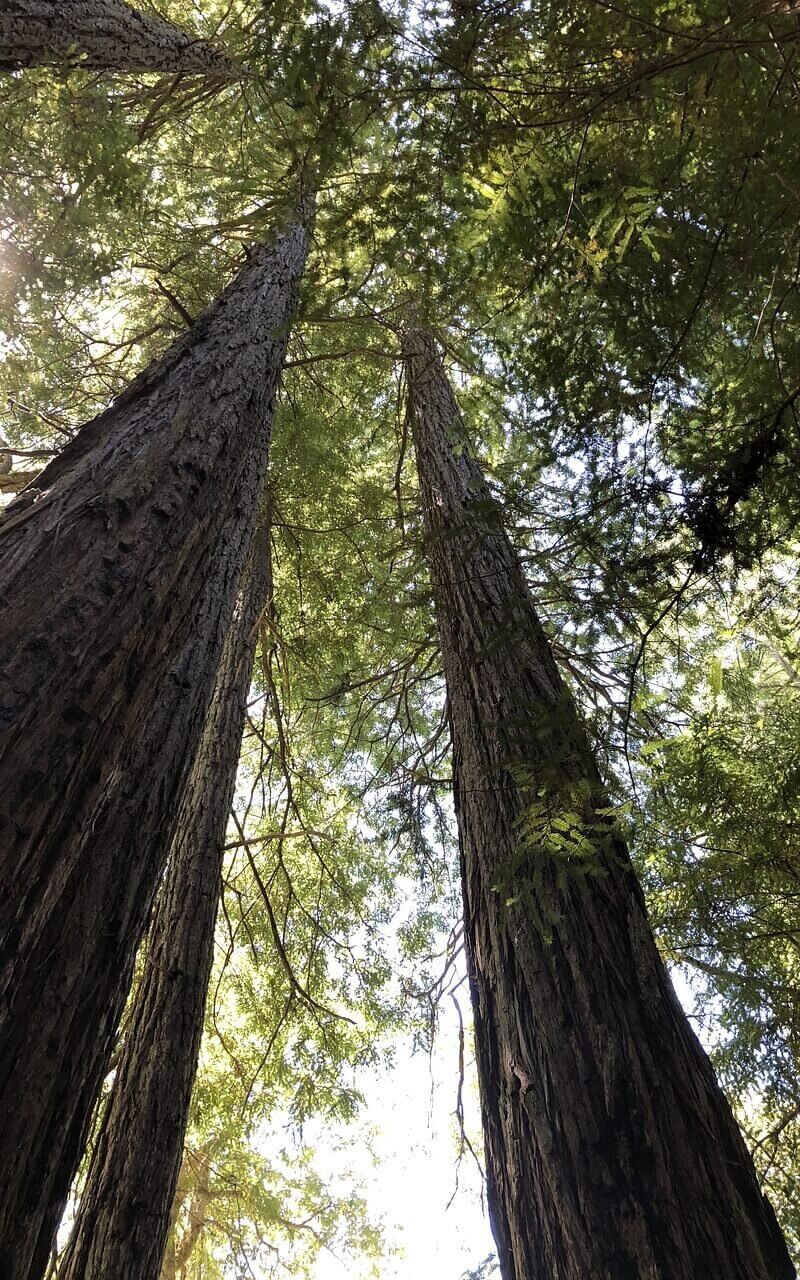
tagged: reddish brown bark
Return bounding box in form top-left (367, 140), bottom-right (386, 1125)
top-left (58, 515), bottom-right (273, 1280)
top-left (0, 223), bottom-right (308, 1278)
top-left (0, 0), bottom-right (237, 75)
top-left (404, 328), bottom-right (795, 1280)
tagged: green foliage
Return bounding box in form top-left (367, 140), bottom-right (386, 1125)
top-left (493, 764), bottom-right (619, 940)
top-left (636, 575), bottom-right (800, 1255)
top-left (6, 0), bottom-right (800, 1268)
top-left (460, 1257), bottom-right (499, 1280)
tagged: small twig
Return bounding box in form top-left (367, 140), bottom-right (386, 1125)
top-left (155, 278), bottom-right (195, 329)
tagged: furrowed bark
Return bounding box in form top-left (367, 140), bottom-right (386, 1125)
top-left (404, 328), bottom-right (795, 1280)
top-left (0, 0), bottom-right (237, 76)
top-left (58, 514), bottom-right (273, 1280)
top-left (0, 222), bottom-right (308, 1279)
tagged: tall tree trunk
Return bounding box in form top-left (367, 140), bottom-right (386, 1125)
top-left (0, 0), bottom-right (237, 75)
top-left (403, 328), bottom-right (795, 1280)
top-left (0, 222), bottom-right (308, 1279)
top-left (57, 512), bottom-right (272, 1280)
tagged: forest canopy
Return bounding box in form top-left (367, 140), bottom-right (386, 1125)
top-left (0, 0), bottom-right (799, 1276)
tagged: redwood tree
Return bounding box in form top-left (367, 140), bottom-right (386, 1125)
top-left (58, 514), bottom-right (273, 1280)
top-left (0, 0), bottom-right (237, 75)
top-left (0, 222), bottom-right (308, 1279)
top-left (403, 327), bottom-right (795, 1280)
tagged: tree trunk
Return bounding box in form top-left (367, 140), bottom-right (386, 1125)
top-left (0, 0), bottom-right (237, 75)
top-left (403, 328), bottom-right (795, 1280)
top-left (57, 513), bottom-right (273, 1280)
top-left (0, 222), bottom-right (308, 1279)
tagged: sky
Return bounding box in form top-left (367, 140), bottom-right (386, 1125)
top-left (310, 977), bottom-right (497, 1280)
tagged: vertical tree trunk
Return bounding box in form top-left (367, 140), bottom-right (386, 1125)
top-left (0, 223), bottom-right (308, 1279)
top-left (403, 328), bottom-right (795, 1280)
top-left (57, 513), bottom-right (273, 1280)
top-left (0, 0), bottom-right (237, 75)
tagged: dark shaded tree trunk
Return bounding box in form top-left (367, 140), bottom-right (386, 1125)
top-left (0, 223), bottom-right (308, 1279)
top-left (0, 0), bottom-right (237, 75)
top-left (57, 513), bottom-right (273, 1280)
top-left (403, 328), bottom-right (795, 1280)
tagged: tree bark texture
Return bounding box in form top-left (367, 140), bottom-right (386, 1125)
top-left (0, 223), bottom-right (308, 1279)
top-left (0, 0), bottom-right (236, 75)
top-left (403, 328), bottom-right (795, 1280)
top-left (58, 515), bottom-right (273, 1280)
